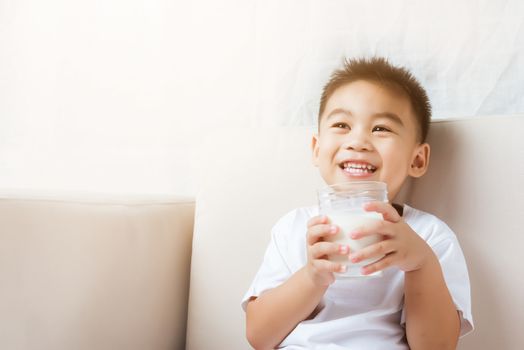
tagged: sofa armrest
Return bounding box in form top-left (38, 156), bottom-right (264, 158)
top-left (0, 196), bottom-right (195, 350)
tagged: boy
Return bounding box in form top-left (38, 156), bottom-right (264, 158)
top-left (242, 57), bottom-right (473, 349)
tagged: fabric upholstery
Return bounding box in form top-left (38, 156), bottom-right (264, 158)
top-left (0, 197), bottom-right (194, 350)
top-left (186, 116), bottom-right (524, 349)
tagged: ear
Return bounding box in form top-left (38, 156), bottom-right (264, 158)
top-left (311, 133), bottom-right (320, 167)
top-left (408, 143), bottom-right (430, 178)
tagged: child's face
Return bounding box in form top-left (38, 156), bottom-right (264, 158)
top-left (312, 80), bottom-right (430, 200)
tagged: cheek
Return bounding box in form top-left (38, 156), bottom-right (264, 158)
top-left (318, 138), bottom-right (338, 156)
top-left (380, 145), bottom-right (412, 171)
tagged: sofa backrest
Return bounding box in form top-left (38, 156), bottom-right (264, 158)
top-left (408, 116), bottom-right (524, 350)
top-left (186, 116), bottom-right (524, 349)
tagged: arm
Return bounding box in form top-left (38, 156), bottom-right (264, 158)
top-left (245, 215), bottom-right (347, 349)
top-left (349, 202), bottom-right (460, 350)
top-left (246, 267), bottom-right (327, 349)
top-left (404, 250), bottom-right (460, 350)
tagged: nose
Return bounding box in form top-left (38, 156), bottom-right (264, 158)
top-left (342, 129), bottom-right (373, 151)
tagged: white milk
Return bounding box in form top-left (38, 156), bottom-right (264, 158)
top-left (325, 209), bottom-right (384, 270)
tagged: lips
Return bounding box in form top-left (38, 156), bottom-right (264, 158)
top-left (339, 161), bottom-right (377, 175)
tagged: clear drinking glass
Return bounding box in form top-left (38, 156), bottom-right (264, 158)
top-left (318, 181), bottom-right (388, 278)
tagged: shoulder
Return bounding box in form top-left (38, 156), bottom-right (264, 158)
top-left (272, 206), bottom-right (318, 237)
top-left (402, 204), bottom-right (456, 245)
top-left (269, 206), bottom-right (318, 248)
top-left (403, 204), bottom-right (469, 270)
top-left (267, 206), bottom-right (318, 269)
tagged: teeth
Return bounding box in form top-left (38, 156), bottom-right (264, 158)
top-left (343, 162), bottom-right (376, 171)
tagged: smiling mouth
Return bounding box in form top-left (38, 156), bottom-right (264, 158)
top-left (339, 161), bottom-right (377, 175)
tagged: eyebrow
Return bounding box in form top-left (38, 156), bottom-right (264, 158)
top-left (373, 112), bottom-right (404, 126)
top-left (325, 108), bottom-right (404, 126)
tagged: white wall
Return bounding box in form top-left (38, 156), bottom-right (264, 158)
top-left (1, 0), bottom-right (523, 197)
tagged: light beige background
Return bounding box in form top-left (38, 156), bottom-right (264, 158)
top-left (1, 0), bottom-right (523, 197)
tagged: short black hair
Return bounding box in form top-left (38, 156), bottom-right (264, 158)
top-left (318, 57), bottom-right (431, 142)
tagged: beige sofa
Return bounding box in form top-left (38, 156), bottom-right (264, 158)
top-left (1, 116), bottom-right (523, 349)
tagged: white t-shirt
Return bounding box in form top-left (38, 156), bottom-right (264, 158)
top-left (242, 204), bottom-right (473, 350)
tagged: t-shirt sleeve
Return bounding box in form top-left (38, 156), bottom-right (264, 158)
top-left (401, 226), bottom-right (474, 337)
top-left (241, 219), bottom-right (294, 311)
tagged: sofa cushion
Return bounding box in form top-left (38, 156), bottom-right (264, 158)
top-left (408, 116), bottom-right (524, 350)
top-left (186, 116), bottom-right (524, 349)
top-left (186, 127), bottom-right (320, 349)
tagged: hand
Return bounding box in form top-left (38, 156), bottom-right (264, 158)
top-left (305, 215), bottom-right (349, 286)
top-left (348, 202), bottom-right (434, 275)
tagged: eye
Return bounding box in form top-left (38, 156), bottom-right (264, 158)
top-left (332, 122), bottom-right (350, 130)
top-left (372, 125), bottom-right (392, 133)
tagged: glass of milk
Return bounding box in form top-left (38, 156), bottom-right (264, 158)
top-left (318, 181), bottom-right (388, 278)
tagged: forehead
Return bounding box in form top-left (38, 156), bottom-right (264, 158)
top-left (321, 80), bottom-right (417, 127)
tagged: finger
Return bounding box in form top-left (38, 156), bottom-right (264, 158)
top-left (307, 223), bottom-right (338, 245)
top-left (349, 240), bottom-right (394, 264)
top-left (349, 219), bottom-right (391, 239)
top-left (312, 258), bottom-right (347, 274)
top-left (360, 253), bottom-right (396, 275)
top-left (307, 215), bottom-right (328, 228)
top-left (310, 241), bottom-right (349, 259)
top-left (363, 201), bottom-right (401, 223)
